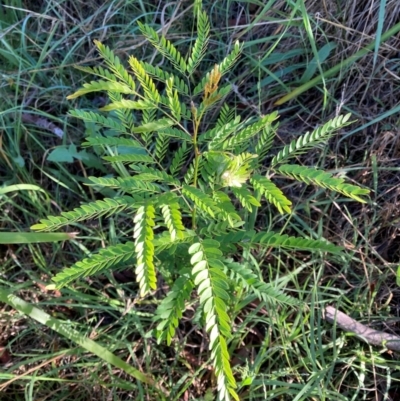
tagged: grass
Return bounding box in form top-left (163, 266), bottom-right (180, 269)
top-left (1, 0), bottom-right (400, 400)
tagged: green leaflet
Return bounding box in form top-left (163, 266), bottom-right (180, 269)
top-left (70, 110), bottom-right (128, 134)
top-left (186, 11), bottom-right (210, 74)
top-left (82, 136), bottom-right (142, 148)
top-left (94, 40), bottom-right (137, 91)
top-left (277, 164), bottom-right (370, 203)
top-left (131, 118), bottom-right (175, 133)
top-left (137, 21), bottom-right (187, 74)
top-left (31, 197), bottom-right (137, 231)
top-left (67, 80), bottom-right (135, 99)
top-left (134, 204), bottom-right (157, 296)
top-left (183, 185), bottom-right (220, 218)
top-left (271, 113), bottom-right (352, 166)
top-left (225, 261), bottom-right (298, 306)
top-left (189, 242), bottom-right (238, 400)
top-left (251, 175), bottom-right (292, 214)
top-left (51, 242), bottom-right (136, 289)
top-left (129, 55), bottom-right (161, 104)
top-left (217, 230), bottom-right (343, 254)
top-left (102, 154), bottom-right (154, 164)
top-left (154, 274), bottom-right (194, 345)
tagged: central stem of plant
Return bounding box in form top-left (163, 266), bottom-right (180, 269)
top-left (191, 112), bottom-right (201, 229)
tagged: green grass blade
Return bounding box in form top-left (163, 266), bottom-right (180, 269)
top-left (0, 288), bottom-right (163, 391)
top-left (275, 20), bottom-right (400, 105)
top-left (0, 184), bottom-right (48, 195)
top-left (298, 0), bottom-right (328, 108)
top-left (374, 0), bottom-right (387, 69)
top-left (0, 232), bottom-right (77, 244)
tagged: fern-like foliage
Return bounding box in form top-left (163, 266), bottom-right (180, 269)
top-left (158, 197), bottom-right (185, 241)
top-left (50, 242), bottom-right (136, 289)
top-left (143, 62), bottom-right (190, 95)
top-left (82, 135), bottom-right (142, 149)
top-left (183, 185), bottom-right (220, 218)
top-left (104, 92), bottom-right (136, 132)
top-left (205, 116), bottom-right (241, 146)
top-left (187, 10), bottom-right (209, 74)
top-left (165, 76), bottom-right (181, 122)
top-left (102, 154), bottom-right (154, 164)
top-left (67, 80), bottom-right (135, 100)
top-left (277, 164), bottom-right (369, 203)
top-left (128, 55), bottom-right (160, 104)
top-left (69, 110), bottom-right (128, 134)
top-left (137, 21), bottom-right (187, 74)
top-left (217, 230), bottom-right (343, 254)
top-left (169, 143), bottom-right (190, 177)
top-left (93, 40), bottom-right (137, 91)
top-left (130, 165), bottom-right (180, 186)
top-left (154, 272), bottom-right (194, 345)
top-left (231, 187), bottom-right (260, 212)
top-left (189, 241), bottom-right (238, 401)
top-left (225, 261), bottom-right (298, 306)
top-left (87, 176), bottom-right (162, 194)
top-left (134, 204), bottom-right (157, 296)
top-left (221, 112), bottom-right (278, 151)
top-left (271, 113), bottom-right (352, 166)
top-left (251, 175), bottom-right (292, 214)
top-left (193, 41), bottom-right (243, 95)
top-left (255, 124), bottom-right (278, 163)
top-left (33, 7), bottom-right (371, 401)
top-left (31, 197), bottom-right (137, 231)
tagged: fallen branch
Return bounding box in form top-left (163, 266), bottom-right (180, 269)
top-left (324, 305), bottom-right (400, 351)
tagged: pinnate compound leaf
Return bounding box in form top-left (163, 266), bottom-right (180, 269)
top-left (271, 113), bottom-right (352, 166)
top-left (131, 118), bottom-right (175, 133)
top-left (251, 175), bottom-right (292, 214)
top-left (82, 136), bottom-right (142, 148)
top-left (128, 56), bottom-right (160, 104)
top-left (183, 185), bottom-right (220, 218)
top-left (51, 242), bottom-right (136, 289)
top-left (100, 99), bottom-right (155, 111)
top-left (165, 76), bottom-right (181, 121)
top-left (102, 154), bottom-right (154, 164)
top-left (189, 242), bottom-right (238, 401)
top-left (137, 21), bottom-right (187, 74)
top-left (186, 10), bottom-right (210, 74)
top-left (67, 80), bottom-right (134, 99)
top-left (216, 230), bottom-right (342, 254)
top-left (225, 261), bottom-right (298, 306)
top-left (231, 187), bottom-right (260, 212)
top-left (93, 40), bottom-right (136, 91)
top-left (221, 113), bottom-right (278, 150)
top-left (134, 204), bottom-right (157, 296)
top-left (69, 110), bottom-right (127, 134)
top-left (169, 143), bottom-right (190, 177)
top-left (159, 202), bottom-right (185, 241)
top-left (277, 164), bottom-right (370, 203)
top-left (31, 197), bottom-right (137, 231)
top-left (252, 231), bottom-right (343, 253)
top-left (87, 176), bottom-right (161, 194)
top-left (142, 62), bottom-right (189, 94)
top-left (154, 274), bottom-right (194, 345)
top-left (193, 41), bottom-right (242, 95)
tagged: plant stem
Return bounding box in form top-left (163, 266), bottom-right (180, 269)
top-left (191, 111), bottom-right (202, 229)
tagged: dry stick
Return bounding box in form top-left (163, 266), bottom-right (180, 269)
top-left (324, 306), bottom-right (400, 351)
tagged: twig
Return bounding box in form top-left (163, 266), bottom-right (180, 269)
top-left (324, 305), bottom-right (400, 351)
